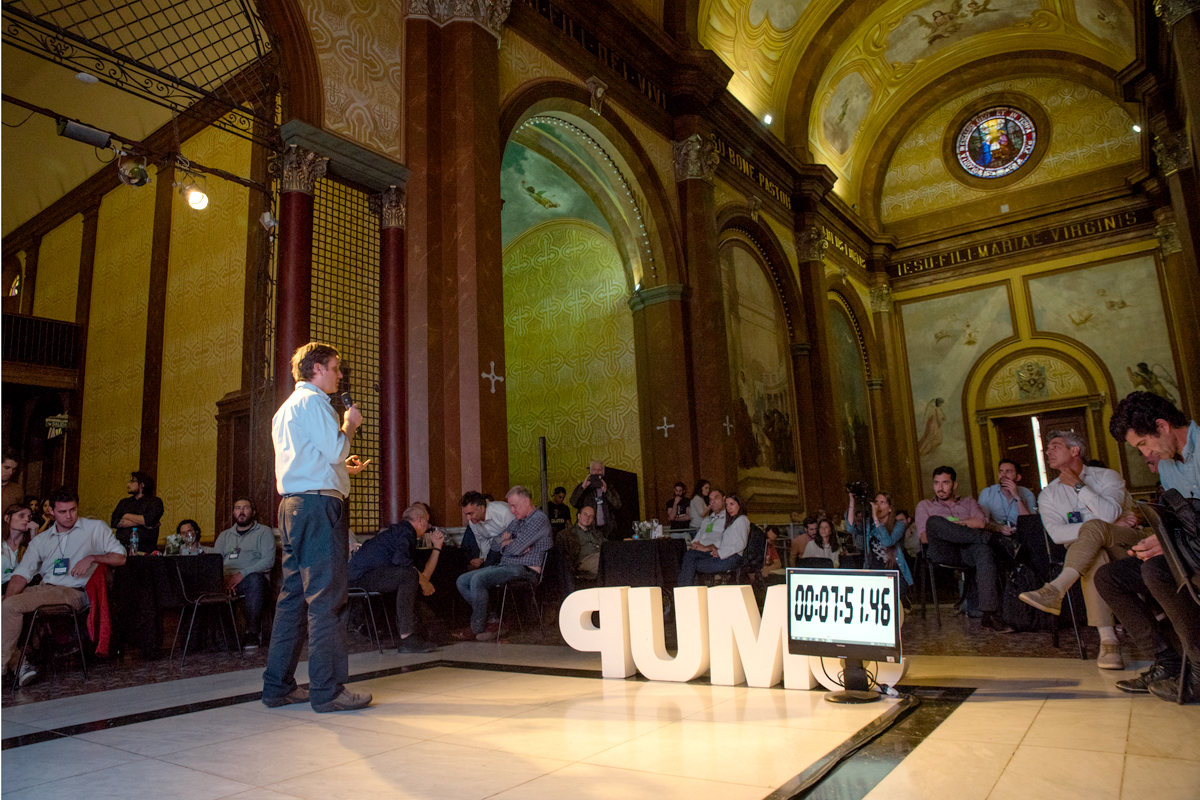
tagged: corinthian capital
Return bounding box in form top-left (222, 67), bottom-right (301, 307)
top-left (1156, 223), bottom-right (1182, 255)
top-left (672, 134), bottom-right (718, 183)
top-left (797, 227), bottom-right (829, 263)
top-left (1154, 130), bottom-right (1193, 176)
top-left (406, 0), bottom-right (512, 40)
top-left (870, 284), bottom-right (893, 313)
top-left (381, 186), bottom-right (406, 230)
top-left (1154, 0), bottom-right (1200, 28)
top-left (278, 146), bottom-right (328, 195)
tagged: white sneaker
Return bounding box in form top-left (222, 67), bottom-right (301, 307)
top-left (17, 664), bottom-right (37, 687)
top-left (1097, 643), bottom-right (1125, 670)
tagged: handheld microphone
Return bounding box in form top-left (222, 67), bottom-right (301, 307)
top-left (341, 392), bottom-right (354, 410)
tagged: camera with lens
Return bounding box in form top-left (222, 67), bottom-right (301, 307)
top-left (845, 481), bottom-right (870, 499)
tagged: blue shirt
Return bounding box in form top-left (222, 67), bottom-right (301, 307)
top-left (500, 509), bottom-right (552, 570)
top-left (272, 381), bottom-right (351, 497)
top-left (977, 484), bottom-right (1037, 527)
top-left (1158, 420), bottom-right (1200, 499)
top-left (349, 521), bottom-right (418, 582)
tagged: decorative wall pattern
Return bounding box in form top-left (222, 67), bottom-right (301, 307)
top-left (30, 214), bottom-right (82, 322)
top-left (76, 188), bottom-right (153, 520)
top-left (900, 283), bottom-right (1014, 497)
top-left (503, 219), bottom-right (641, 507)
top-left (158, 126), bottom-right (250, 539)
top-left (304, 0), bottom-right (404, 159)
top-left (985, 355), bottom-right (1087, 405)
top-left (498, 29), bottom-right (578, 110)
top-left (609, 102), bottom-right (680, 221)
top-left (880, 76), bottom-right (1138, 221)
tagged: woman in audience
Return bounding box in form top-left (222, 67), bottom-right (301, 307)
top-left (3, 502), bottom-right (37, 586)
top-left (665, 482), bottom-right (691, 531)
top-left (688, 479), bottom-right (711, 528)
top-left (846, 490), bottom-right (912, 604)
top-left (37, 498), bottom-right (54, 533)
top-left (802, 518), bottom-right (841, 567)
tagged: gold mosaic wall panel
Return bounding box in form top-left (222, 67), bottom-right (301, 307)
top-left (30, 214), bottom-right (82, 322)
top-left (499, 29), bottom-right (578, 110)
top-left (76, 185), bottom-right (154, 520)
top-left (503, 219), bottom-right (642, 509)
top-left (881, 76), bottom-right (1138, 222)
top-left (304, 0), bottom-right (404, 159)
top-left (158, 126), bottom-right (251, 537)
top-left (609, 102), bottom-right (680, 222)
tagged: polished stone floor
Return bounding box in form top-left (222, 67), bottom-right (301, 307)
top-left (3, 644), bottom-right (1198, 799)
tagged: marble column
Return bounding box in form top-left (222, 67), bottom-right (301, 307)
top-left (868, 279), bottom-right (916, 507)
top-left (1155, 1), bottom-right (1200, 166)
top-left (274, 145), bottom-right (327, 407)
top-left (788, 340), bottom-right (823, 508)
top-left (672, 128), bottom-right (737, 492)
top-left (630, 285), bottom-right (697, 521)
top-left (1154, 207), bottom-right (1200, 414)
top-left (379, 187), bottom-right (408, 525)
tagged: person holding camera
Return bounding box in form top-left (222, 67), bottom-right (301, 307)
top-left (569, 460), bottom-right (621, 534)
top-left (846, 490), bottom-right (911, 605)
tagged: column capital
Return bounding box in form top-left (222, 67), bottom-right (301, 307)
top-left (797, 226), bottom-right (829, 263)
top-left (381, 186), bottom-right (406, 230)
top-left (628, 283), bottom-right (687, 311)
top-left (790, 341), bottom-right (812, 357)
top-left (870, 284), bottom-right (893, 314)
top-left (586, 76), bottom-right (608, 116)
top-left (867, 378), bottom-right (885, 391)
top-left (277, 145), bottom-right (328, 195)
top-left (1155, 0), bottom-right (1200, 28)
top-left (406, 0), bottom-right (512, 40)
top-left (1154, 129), bottom-right (1194, 176)
top-left (1156, 222), bottom-right (1182, 255)
top-left (672, 134), bottom-right (718, 183)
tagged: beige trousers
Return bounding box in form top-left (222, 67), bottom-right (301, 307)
top-left (1063, 520), bottom-right (1145, 628)
top-left (2, 583), bottom-right (87, 669)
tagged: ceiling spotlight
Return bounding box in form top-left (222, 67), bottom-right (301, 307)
top-left (1132, 124), bottom-right (1142, 133)
top-left (118, 155), bottom-right (151, 188)
top-left (56, 117), bottom-right (110, 148)
top-left (763, 113), bottom-right (773, 125)
top-left (75, 72), bottom-right (99, 84)
top-left (183, 183), bottom-right (208, 210)
top-left (634, 282), bottom-right (642, 292)
top-left (259, 210), bottom-right (277, 232)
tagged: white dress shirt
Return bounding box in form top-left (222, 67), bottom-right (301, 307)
top-left (13, 518), bottom-right (124, 589)
top-left (471, 500), bottom-right (515, 560)
top-left (1038, 464), bottom-right (1126, 545)
top-left (272, 381), bottom-right (351, 497)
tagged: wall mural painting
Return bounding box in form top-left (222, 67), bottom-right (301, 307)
top-left (1075, 0), bottom-right (1135, 58)
top-left (901, 284), bottom-right (1014, 497)
top-left (501, 142), bottom-right (611, 247)
top-left (884, 0), bottom-right (1042, 66)
top-left (748, 0), bottom-right (814, 29)
top-left (720, 245), bottom-right (801, 506)
top-left (1028, 254), bottom-right (1178, 487)
top-left (823, 71), bottom-right (873, 155)
top-left (829, 306), bottom-right (873, 487)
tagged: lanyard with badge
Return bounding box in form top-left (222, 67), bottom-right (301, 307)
top-left (47, 532), bottom-right (70, 577)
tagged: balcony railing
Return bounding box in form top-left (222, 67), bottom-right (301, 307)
top-left (2, 314), bottom-right (81, 370)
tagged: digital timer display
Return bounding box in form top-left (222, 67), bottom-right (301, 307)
top-left (786, 569), bottom-right (902, 661)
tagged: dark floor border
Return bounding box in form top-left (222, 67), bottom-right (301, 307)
top-left (2, 659), bottom-right (974, 800)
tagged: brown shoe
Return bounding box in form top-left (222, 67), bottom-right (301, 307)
top-left (451, 627), bottom-right (477, 642)
top-left (312, 689), bottom-right (373, 713)
top-left (262, 687), bottom-right (309, 708)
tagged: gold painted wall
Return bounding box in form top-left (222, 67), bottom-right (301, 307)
top-left (30, 214), bottom-right (82, 322)
top-left (303, 0), bottom-right (404, 159)
top-left (503, 219), bottom-right (642, 510)
top-left (880, 77), bottom-right (1138, 223)
top-left (158, 126), bottom-right (250, 538)
top-left (498, 29), bottom-right (578, 109)
top-left (76, 183), bottom-right (154, 520)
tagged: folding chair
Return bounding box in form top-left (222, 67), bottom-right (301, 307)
top-left (496, 551), bottom-right (550, 643)
top-left (169, 559), bottom-right (242, 667)
top-left (11, 603), bottom-right (90, 690)
top-left (1139, 499), bottom-right (1200, 704)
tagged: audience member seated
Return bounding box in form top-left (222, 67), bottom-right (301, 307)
top-left (558, 504), bottom-right (606, 578)
top-left (348, 502), bottom-right (441, 654)
top-left (1020, 430), bottom-right (1138, 669)
top-left (176, 519), bottom-right (203, 555)
top-left (979, 459), bottom-right (1037, 536)
top-left (789, 515), bottom-right (819, 563)
top-left (801, 518), bottom-right (840, 567)
top-left (570, 460), bottom-right (622, 532)
top-left (847, 491), bottom-right (911, 604)
top-left (2, 453), bottom-right (22, 511)
top-left (460, 491), bottom-right (514, 570)
top-left (454, 485), bottom-right (552, 642)
top-left (2, 486), bottom-right (126, 687)
top-left (24, 496), bottom-right (43, 532)
top-left (1095, 392), bottom-right (1200, 699)
top-left (688, 479), bottom-right (711, 529)
top-left (3, 503), bottom-right (38, 587)
top-left (897, 510), bottom-right (918, 559)
top-left (916, 466), bottom-right (1009, 631)
top-left (110, 470), bottom-right (164, 554)
top-left (206, 498), bottom-right (276, 651)
top-left (665, 482), bottom-right (690, 531)
top-left (678, 491), bottom-right (749, 585)
top-left (547, 486), bottom-right (572, 534)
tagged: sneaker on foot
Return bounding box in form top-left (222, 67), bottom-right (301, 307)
top-left (476, 629), bottom-right (497, 642)
top-left (1019, 583), bottom-right (1062, 616)
top-left (312, 689), bottom-right (373, 713)
top-left (1097, 642), bottom-right (1124, 670)
top-left (396, 634), bottom-right (437, 654)
top-left (262, 686), bottom-right (310, 707)
top-left (1116, 662), bottom-right (1176, 693)
top-left (17, 664), bottom-right (37, 687)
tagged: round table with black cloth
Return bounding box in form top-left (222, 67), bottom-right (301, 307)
top-left (596, 538), bottom-right (687, 588)
top-left (109, 554), bottom-right (225, 659)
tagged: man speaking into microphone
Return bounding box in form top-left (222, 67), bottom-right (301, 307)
top-left (262, 342), bottom-right (373, 712)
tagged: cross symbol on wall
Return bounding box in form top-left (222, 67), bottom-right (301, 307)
top-left (656, 416), bottom-right (675, 438)
top-left (481, 361), bottom-right (505, 394)
top-left (837, 442), bottom-right (846, 456)
top-left (723, 415), bottom-right (733, 436)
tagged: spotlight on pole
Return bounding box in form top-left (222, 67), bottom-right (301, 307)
top-left (56, 117), bottom-right (111, 148)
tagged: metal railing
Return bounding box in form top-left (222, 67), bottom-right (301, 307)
top-left (2, 314), bottom-right (81, 370)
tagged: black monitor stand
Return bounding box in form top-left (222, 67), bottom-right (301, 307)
top-left (824, 658), bottom-right (881, 704)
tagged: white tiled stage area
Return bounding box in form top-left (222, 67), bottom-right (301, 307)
top-left (3, 645), bottom-right (1199, 800)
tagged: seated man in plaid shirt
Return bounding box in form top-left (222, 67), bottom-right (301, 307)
top-left (454, 485), bottom-right (551, 642)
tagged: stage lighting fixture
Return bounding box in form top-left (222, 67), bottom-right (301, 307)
top-left (183, 183), bottom-right (209, 210)
top-left (118, 156), bottom-right (151, 187)
top-left (56, 117), bottom-right (111, 148)
top-left (259, 211), bottom-right (278, 232)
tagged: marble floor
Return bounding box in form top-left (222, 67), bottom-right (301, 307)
top-left (2, 645), bottom-right (1198, 800)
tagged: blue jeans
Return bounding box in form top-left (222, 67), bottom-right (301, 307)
top-left (238, 571), bottom-right (270, 638)
top-left (456, 563), bottom-right (536, 633)
top-left (677, 550), bottom-right (742, 586)
top-left (263, 494), bottom-right (349, 707)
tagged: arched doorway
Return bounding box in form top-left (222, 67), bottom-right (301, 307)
top-left (828, 292), bottom-right (875, 490)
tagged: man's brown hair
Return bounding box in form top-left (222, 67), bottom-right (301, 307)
top-left (291, 342), bottom-right (340, 382)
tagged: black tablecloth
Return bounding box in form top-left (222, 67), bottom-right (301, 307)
top-left (596, 538), bottom-right (687, 588)
top-left (110, 554), bottom-right (224, 659)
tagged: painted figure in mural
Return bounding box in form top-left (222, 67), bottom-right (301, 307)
top-left (735, 398), bottom-right (760, 469)
top-left (1127, 363), bottom-right (1178, 405)
top-left (519, 180), bottom-right (560, 209)
top-left (916, 397), bottom-right (946, 456)
top-left (764, 409), bottom-right (795, 473)
top-left (914, 4), bottom-right (963, 46)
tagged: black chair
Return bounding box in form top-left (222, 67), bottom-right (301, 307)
top-left (1015, 515), bottom-right (1085, 658)
top-left (794, 557), bottom-right (835, 569)
top-left (11, 603), bottom-right (90, 690)
top-left (920, 543), bottom-right (974, 627)
top-left (731, 525), bottom-right (768, 587)
top-left (495, 551), bottom-right (550, 643)
top-left (347, 587), bottom-right (395, 653)
top-left (170, 560), bottom-right (242, 667)
top-left (1139, 499), bottom-right (1200, 704)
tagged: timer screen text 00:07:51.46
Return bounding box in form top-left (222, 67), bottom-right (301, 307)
top-left (793, 584), bottom-right (892, 626)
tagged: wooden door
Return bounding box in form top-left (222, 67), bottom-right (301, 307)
top-left (993, 415), bottom-right (1042, 493)
top-left (1036, 407), bottom-right (1088, 484)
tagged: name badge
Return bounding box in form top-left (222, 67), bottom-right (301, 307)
top-left (1067, 511), bottom-right (1083, 524)
top-left (229, 548), bottom-right (240, 560)
top-left (51, 558), bottom-right (69, 576)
